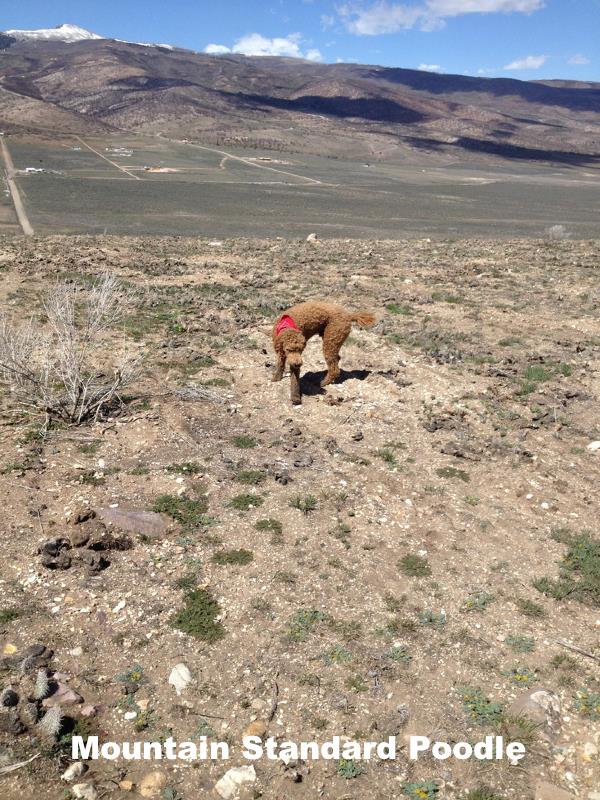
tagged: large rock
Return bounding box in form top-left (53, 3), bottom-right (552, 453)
top-left (508, 688), bottom-right (561, 741)
top-left (215, 766), bottom-right (256, 799)
top-left (96, 508), bottom-right (170, 539)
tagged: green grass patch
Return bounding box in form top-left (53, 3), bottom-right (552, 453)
top-left (399, 554), bottom-right (432, 578)
top-left (166, 462), bottom-right (203, 475)
top-left (0, 608), bottom-right (20, 625)
top-left (152, 494), bottom-right (209, 527)
top-left (533, 533), bottom-right (600, 606)
top-left (212, 549), bottom-right (253, 566)
top-left (436, 466), bottom-right (470, 482)
top-left (232, 435), bottom-right (257, 449)
top-left (170, 588), bottom-right (224, 642)
top-left (290, 494), bottom-right (317, 515)
top-left (228, 493), bottom-right (263, 511)
top-left (505, 634), bottom-right (535, 653)
top-left (235, 469), bottom-right (266, 485)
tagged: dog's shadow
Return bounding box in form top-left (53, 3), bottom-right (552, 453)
top-left (299, 368), bottom-right (371, 395)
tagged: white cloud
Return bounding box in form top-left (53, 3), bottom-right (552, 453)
top-left (503, 54), bottom-right (547, 69)
top-left (204, 43), bottom-right (231, 55)
top-left (568, 53), bottom-right (590, 65)
top-left (337, 0), bottom-right (544, 34)
top-left (204, 32), bottom-right (322, 61)
top-left (418, 63), bottom-right (442, 70)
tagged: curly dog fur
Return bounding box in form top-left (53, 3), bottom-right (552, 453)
top-left (272, 301), bottom-right (376, 404)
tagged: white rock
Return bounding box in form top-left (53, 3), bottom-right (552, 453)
top-left (72, 784), bottom-right (98, 800)
top-left (215, 766), bottom-right (256, 799)
top-left (168, 663), bottom-right (192, 696)
top-left (583, 741), bottom-right (598, 759)
top-left (587, 441), bottom-right (600, 452)
top-left (69, 647), bottom-right (84, 657)
top-left (61, 762), bottom-right (87, 782)
top-left (306, 232), bottom-right (318, 242)
top-left (124, 711), bottom-right (137, 720)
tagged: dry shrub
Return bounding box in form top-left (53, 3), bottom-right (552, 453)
top-left (0, 273), bottom-right (141, 425)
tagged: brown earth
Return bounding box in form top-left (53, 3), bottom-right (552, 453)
top-left (0, 235), bottom-right (599, 800)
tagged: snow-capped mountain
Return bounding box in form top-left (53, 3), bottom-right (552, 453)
top-left (4, 23), bottom-right (103, 43)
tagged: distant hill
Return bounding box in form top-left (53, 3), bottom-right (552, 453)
top-left (1, 30), bottom-right (599, 165)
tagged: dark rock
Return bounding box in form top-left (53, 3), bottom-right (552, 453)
top-left (79, 551), bottom-right (110, 572)
top-left (73, 508), bottom-right (96, 525)
top-left (0, 709), bottom-right (26, 734)
top-left (0, 689), bottom-right (19, 707)
top-left (41, 551), bottom-right (72, 570)
top-left (351, 431), bottom-right (364, 441)
top-left (39, 538), bottom-right (71, 558)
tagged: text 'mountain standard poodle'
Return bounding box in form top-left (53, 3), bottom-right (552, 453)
top-left (272, 301), bottom-right (376, 405)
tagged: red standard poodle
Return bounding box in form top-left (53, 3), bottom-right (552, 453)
top-left (272, 301), bottom-right (376, 404)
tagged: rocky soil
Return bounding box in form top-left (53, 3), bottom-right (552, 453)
top-left (0, 234), bottom-right (599, 800)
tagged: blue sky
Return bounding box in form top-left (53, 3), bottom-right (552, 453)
top-left (3, 0), bottom-right (599, 80)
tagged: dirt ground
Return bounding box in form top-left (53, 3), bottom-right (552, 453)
top-left (0, 234), bottom-right (599, 800)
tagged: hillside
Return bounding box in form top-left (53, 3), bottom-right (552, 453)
top-left (1, 34), bottom-right (599, 164)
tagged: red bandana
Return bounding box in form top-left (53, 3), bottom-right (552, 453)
top-left (275, 315), bottom-right (299, 337)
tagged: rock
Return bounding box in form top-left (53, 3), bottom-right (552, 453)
top-left (243, 719), bottom-right (267, 739)
top-left (582, 741), bottom-right (598, 760)
top-left (72, 784), bottom-right (98, 800)
top-left (586, 441), bottom-right (600, 452)
top-left (215, 766), bottom-right (257, 799)
top-left (119, 779), bottom-right (135, 791)
top-left (72, 508), bottom-right (96, 524)
top-left (69, 528), bottom-right (91, 548)
top-left (351, 430), bottom-right (364, 441)
top-left (42, 680), bottom-right (84, 708)
top-left (78, 551), bottom-right (109, 572)
top-left (306, 233), bottom-right (318, 242)
top-left (168, 663), bottom-right (192, 696)
top-left (0, 709), bottom-right (26, 734)
top-left (96, 508), bottom-right (170, 539)
top-left (508, 688), bottom-right (561, 741)
top-left (61, 762), bottom-right (87, 782)
top-left (0, 688), bottom-right (19, 707)
top-left (39, 538), bottom-right (72, 569)
top-left (534, 781), bottom-right (574, 800)
top-left (139, 771), bottom-right (167, 798)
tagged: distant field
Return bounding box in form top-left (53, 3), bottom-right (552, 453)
top-left (6, 133), bottom-right (600, 237)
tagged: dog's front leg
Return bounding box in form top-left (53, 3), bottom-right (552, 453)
top-left (272, 350), bottom-right (286, 382)
top-left (290, 364), bottom-right (302, 405)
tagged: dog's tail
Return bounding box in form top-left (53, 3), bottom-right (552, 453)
top-left (350, 311), bottom-right (376, 328)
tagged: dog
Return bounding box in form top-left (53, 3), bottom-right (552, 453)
top-left (272, 301), bottom-right (376, 404)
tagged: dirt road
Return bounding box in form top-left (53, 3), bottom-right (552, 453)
top-left (0, 136), bottom-right (34, 236)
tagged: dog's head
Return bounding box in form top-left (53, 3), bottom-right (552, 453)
top-left (278, 328), bottom-right (306, 368)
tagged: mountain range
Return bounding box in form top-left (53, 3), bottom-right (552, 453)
top-left (1, 25), bottom-right (599, 166)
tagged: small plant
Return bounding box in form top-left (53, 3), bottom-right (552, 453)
top-left (170, 588), bottom-right (225, 642)
top-left (232, 435), bottom-right (257, 449)
top-left (228, 493), bottom-right (263, 511)
top-left (336, 758), bottom-right (365, 779)
top-left (290, 494), bottom-right (317, 515)
top-left (418, 609), bottom-right (446, 629)
top-left (166, 462), bottom-right (203, 475)
top-left (458, 686), bottom-right (503, 726)
top-left (273, 570), bottom-right (296, 584)
top-left (345, 674), bottom-right (368, 693)
top-left (516, 597), bottom-right (545, 617)
top-left (255, 518), bottom-right (282, 533)
top-left (287, 608), bottom-right (328, 641)
top-left (402, 780), bottom-right (439, 799)
top-left (533, 533), bottom-right (600, 607)
top-left (235, 469), bottom-right (265, 485)
top-left (383, 593), bottom-right (402, 612)
top-left (389, 645), bottom-right (412, 663)
top-left (324, 645), bottom-right (352, 665)
top-left (376, 448), bottom-right (398, 468)
top-left (436, 466), bottom-right (470, 482)
top-left (386, 303), bottom-right (413, 316)
top-left (212, 549), bottom-right (253, 566)
top-left (505, 634), bottom-right (535, 653)
top-left (0, 608), bottom-right (20, 625)
top-left (463, 591), bottom-right (494, 612)
top-left (574, 687), bottom-right (600, 719)
top-left (504, 665), bottom-right (537, 685)
top-left (152, 494), bottom-right (209, 527)
top-left (399, 554), bottom-right (432, 578)
top-left (116, 664), bottom-right (147, 686)
top-left (466, 788), bottom-right (507, 800)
